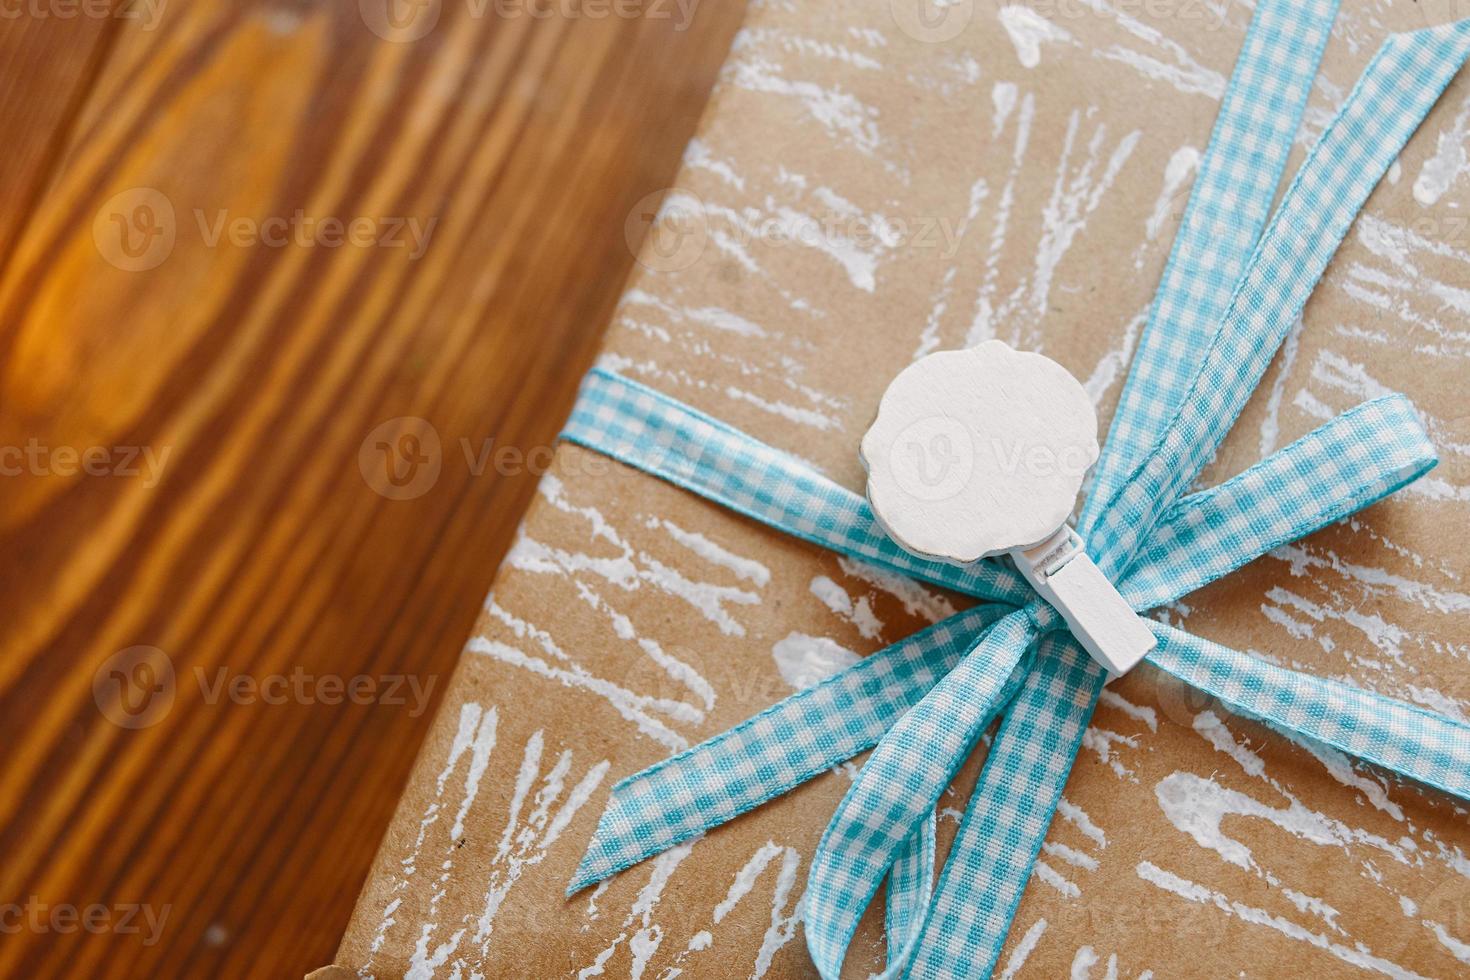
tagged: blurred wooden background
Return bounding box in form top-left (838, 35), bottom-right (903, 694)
top-left (0, 0), bottom-right (743, 975)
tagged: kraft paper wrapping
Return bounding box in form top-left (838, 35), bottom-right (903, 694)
top-left (335, 2), bottom-right (1470, 976)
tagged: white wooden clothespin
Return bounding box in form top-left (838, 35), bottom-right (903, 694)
top-left (861, 340), bottom-right (1155, 677)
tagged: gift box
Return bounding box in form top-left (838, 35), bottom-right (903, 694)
top-left (330, 1), bottom-right (1470, 976)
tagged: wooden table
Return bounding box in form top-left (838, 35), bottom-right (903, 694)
top-left (0, 2), bottom-right (743, 975)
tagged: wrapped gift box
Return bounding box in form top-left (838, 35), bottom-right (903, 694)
top-left (332, 1), bottom-right (1470, 975)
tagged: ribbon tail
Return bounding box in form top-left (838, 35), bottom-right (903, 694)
top-left (803, 609), bottom-right (1038, 980)
top-left (883, 811), bottom-right (935, 972)
top-left (1148, 622), bottom-right (1470, 802)
top-left (1085, 0), bottom-right (1341, 514)
top-left (1092, 20), bottom-right (1470, 573)
top-left (1122, 394), bottom-right (1437, 611)
top-left (907, 635), bottom-right (1103, 978)
top-left (567, 603), bottom-right (1007, 894)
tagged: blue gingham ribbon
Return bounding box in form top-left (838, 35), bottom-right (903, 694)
top-left (560, 9), bottom-right (1470, 977)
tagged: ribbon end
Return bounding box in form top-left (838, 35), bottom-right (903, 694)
top-left (566, 852), bottom-right (610, 897)
top-left (565, 800), bottom-right (637, 896)
top-left (565, 776), bottom-right (706, 896)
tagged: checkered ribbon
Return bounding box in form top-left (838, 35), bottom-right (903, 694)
top-left (561, 10), bottom-right (1470, 978)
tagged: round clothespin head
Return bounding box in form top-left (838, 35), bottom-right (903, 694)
top-left (863, 341), bottom-right (1157, 678)
top-left (861, 340), bottom-right (1099, 566)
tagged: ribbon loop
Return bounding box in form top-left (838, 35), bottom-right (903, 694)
top-left (804, 608), bottom-right (1038, 980)
top-left (1122, 394), bottom-right (1437, 612)
top-left (1092, 21), bottom-right (1470, 577)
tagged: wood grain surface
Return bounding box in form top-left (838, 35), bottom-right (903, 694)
top-left (0, 1), bottom-right (743, 976)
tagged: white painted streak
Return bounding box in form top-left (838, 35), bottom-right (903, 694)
top-left (578, 841), bottom-right (696, 979)
top-left (466, 738), bottom-right (609, 959)
top-left (1414, 89), bottom-right (1470, 206)
top-left (1032, 113), bottom-right (1141, 324)
top-left (999, 6), bottom-right (1073, 69)
top-left (467, 636), bottom-right (691, 750)
top-left (1083, 727), bottom-right (1139, 781)
top-left (1145, 146), bottom-right (1199, 241)
top-left (515, 475), bottom-right (762, 636)
top-left (810, 575), bottom-right (884, 639)
top-left (1299, 739), bottom-right (1405, 822)
top-left (1099, 688), bottom-right (1158, 731)
top-left (1034, 859), bottom-right (1082, 898)
top-left (772, 632), bottom-right (861, 690)
top-left (647, 517), bottom-right (772, 586)
top-left (1166, 713), bottom-right (1417, 870)
top-left (835, 555), bottom-right (958, 623)
top-left (999, 917), bottom-right (1048, 980)
top-left (1043, 840), bottom-right (1101, 872)
top-left (709, 843), bottom-right (803, 978)
top-left (729, 57), bottom-right (882, 157)
top-left (1136, 861), bottom-right (1430, 979)
top-left (723, 384), bottom-right (841, 430)
top-left (967, 91), bottom-right (1035, 346)
top-left (683, 138), bottom-right (746, 191)
top-left (1428, 920), bottom-right (1470, 965)
top-left (1057, 796), bottom-right (1108, 848)
top-left (992, 82), bottom-right (1017, 138)
top-left (450, 708), bottom-right (500, 840)
top-left (1081, 0), bottom-right (1225, 98)
top-left (1070, 944), bottom-right (1099, 979)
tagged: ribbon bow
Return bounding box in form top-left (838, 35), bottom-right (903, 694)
top-left (561, 6), bottom-right (1470, 977)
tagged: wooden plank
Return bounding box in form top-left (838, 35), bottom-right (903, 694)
top-left (0, 1), bottom-right (744, 975)
top-left (0, 1), bottom-right (118, 262)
